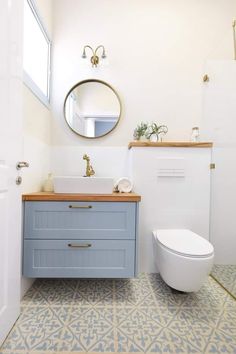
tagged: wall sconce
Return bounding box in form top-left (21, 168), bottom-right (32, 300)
top-left (82, 45), bottom-right (107, 67)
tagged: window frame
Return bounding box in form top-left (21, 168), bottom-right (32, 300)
top-left (23, 0), bottom-right (51, 108)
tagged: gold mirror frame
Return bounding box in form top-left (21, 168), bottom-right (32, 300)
top-left (63, 79), bottom-right (122, 139)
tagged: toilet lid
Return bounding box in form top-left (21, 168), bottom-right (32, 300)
top-left (153, 229), bottom-right (214, 257)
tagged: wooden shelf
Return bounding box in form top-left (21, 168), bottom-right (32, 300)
top-left (22, 192), bottom-right (141, 202)
top-left (128, 141), bottom-right (213, 149)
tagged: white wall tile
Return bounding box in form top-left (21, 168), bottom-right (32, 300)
top-left (202, 61), bottom-right (236, 264)
top-left (51, 146), bottom-right (130, 181)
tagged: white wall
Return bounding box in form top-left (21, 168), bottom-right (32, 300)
top-left (22, 86), bottom-right (51, 193)
top-left (21, 0), bottom-right (53, 297)
top-left (51, 0), bottom-right (236, 146)
top-left (49, 1), bottom-right (236, 271)
top-left (51, 146), bottom-right (129, 180)
top-left (202, 61), bottom-right (236, 264)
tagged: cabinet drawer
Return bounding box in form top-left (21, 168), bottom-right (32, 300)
top-left (24, 201), bottom-right (136, 240)
top-left (23, 239), bottom-right (135, 278)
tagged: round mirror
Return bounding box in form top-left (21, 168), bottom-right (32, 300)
top-left (64, 79), bottom-right (121, 138)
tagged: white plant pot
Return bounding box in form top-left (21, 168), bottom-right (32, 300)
top-left (149, 134), bottom-right (159, 142)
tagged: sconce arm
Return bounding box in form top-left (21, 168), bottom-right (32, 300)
top-left (95, 45), bottom-right (106, 58)
top-left (82, 45), bottom-right (95, 58)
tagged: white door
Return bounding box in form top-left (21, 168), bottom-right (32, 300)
top-left (0, 0), bottom-right (24, 345)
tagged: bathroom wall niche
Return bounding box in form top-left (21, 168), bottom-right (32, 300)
top-left (64, 79), bottom-right (121, 139)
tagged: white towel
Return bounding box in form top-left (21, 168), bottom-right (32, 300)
top-left (114, 177), bottom-right (133, 193)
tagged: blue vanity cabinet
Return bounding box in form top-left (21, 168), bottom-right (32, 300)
top-left (24, 201), bottom-right (136, 240)
top-left (22, 196), bottom-right (140, 278)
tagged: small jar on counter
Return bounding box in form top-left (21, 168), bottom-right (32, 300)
top-left (43, 173), bottom-right (54, 192)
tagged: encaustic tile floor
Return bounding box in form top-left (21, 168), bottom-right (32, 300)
top-left (1, 273), bottom-right (236, 354)
top-left (212, 265), bottom-right (236, 299)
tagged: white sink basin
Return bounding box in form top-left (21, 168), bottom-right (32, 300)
top-left (53, 176), bottom-right (114, 194)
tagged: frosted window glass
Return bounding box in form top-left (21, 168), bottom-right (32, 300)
top-left (23, 0), bottom-right (50, 101)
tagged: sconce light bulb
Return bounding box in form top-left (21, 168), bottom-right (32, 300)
top-left (101, 52), bottom-right (107, 59)
top-left (82, 49), bottom-right (87, 58)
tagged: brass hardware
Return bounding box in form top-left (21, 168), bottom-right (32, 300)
top-left (83, 154), bottom-right (95, 177)
top-left (233, 20), bottom-right (236, 60)
top-left (82, 45), bottom-right (107, 67)
top-left (68, 243), bottom-right (92, 248)
top-left (210, 163), bottom-right (216, 169)
top-left (69, 205), bottom-right (92, 209)
top-left (203, 74), bottom-right (209, 82)
top-left (16, 161), bottom-right (29, 170)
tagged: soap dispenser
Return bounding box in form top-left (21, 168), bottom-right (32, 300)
top-left (43, 173), bottom-right (54, 192)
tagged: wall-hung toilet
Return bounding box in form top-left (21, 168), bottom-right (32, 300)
top-left (152, 229), bottom-right (214, 292)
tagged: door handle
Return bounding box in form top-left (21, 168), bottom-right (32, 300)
top-left (69, 205), bottom-right (92, 209)
top-left (16, 161), bottom-right (29, 170)
top-left (68, 243), bottom-right (92, 248)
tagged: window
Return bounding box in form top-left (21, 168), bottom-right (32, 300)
top-left (23, 0), bottom-right (51, 106)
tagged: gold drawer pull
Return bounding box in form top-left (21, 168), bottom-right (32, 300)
top-left (68, 243), bottom-right (92, 248)
top-left (69, 205), bottom-right (92, 209)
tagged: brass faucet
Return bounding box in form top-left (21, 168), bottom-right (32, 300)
top-left (83, 154), bottom-right (95, 177)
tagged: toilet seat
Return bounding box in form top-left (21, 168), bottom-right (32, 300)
top-left (153, 229), bottom-right (214, 258)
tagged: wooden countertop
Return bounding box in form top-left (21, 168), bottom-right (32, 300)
top-left (128, 141), bottom-right (213, 149)
top-left (22, 192), bottom-right (141, 202)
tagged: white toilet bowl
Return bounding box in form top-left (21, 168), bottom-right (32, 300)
top-left (152, 229), bottom-right (214, 292)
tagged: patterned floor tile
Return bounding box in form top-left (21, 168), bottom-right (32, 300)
top-left (212, 265), bottom-right (236, 298)
top-left (114, 275), bottom-right (156, 307)
top-left (223, 293), bottom-right (236, 309)
top-left (116, 310), bottom-right (163, 352)
top-left (68, 306), bottom-right (115, 352)
top-left (148, 273), bottom-right (191, 307)
top-left (205, 330), bottom-right (236, 354)
top-left (216, 308), bottom-right (236, 338)
top-left (147, 328), bottom-right (202, 353)
top-left (21, 278), bottom-right (115, 307)
top-left (1, 271), bottom-right (236, 354)
top-left (21, 279), bottom-right (78, 307)
top-left (168, 308), bottom-right (216, 351)
top-left (73, 280), bottom-right (114, 306)
top-left (1, 306), bottom-right (70, 351)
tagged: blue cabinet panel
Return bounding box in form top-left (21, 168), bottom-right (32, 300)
top-left (24, 201), bottom-right (136, 240)
top-left (23, 239), bottom-right (135, 278)
top-left (23, 200), bottom-right (139, 278)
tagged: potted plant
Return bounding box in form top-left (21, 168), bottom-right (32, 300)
top-left (133, 122), bottom-right (148, 141)
top-left (145, 123), bottom-right (168, 142)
